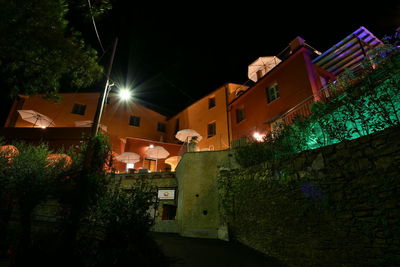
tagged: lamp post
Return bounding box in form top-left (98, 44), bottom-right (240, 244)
top-left (91, 38), bottom-right (118, 137)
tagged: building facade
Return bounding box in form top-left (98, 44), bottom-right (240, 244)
top-left (229, 37), bottom-right (334, 142)
top-left (165, 83), bottom-right (247, 151)
top-left (2, 27), bottom-right (381, 173)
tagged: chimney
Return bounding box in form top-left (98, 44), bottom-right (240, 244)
top-left (289, 36), bottom-right (305, 52)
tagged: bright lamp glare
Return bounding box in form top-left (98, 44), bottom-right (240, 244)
top-left (253, 132), bottom-right (264, 142)
top-left (118, 88), bottom-right (132, 100)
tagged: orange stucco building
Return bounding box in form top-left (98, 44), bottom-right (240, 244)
top-left (229, 37), bottom-right (333, 141)
top-left (165, 83), bottom-right (247, 151)
top-left (2, 27), bottom-right (381, 172)
top-left (7, 92), bottom-right (168, 142)
top-left (4, 92), bottom-right (177, 172)
top-left (228, 27), bottom-right (381, 142)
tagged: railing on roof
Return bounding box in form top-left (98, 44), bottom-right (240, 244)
top-left (230, 85), bottom-right (337, 148)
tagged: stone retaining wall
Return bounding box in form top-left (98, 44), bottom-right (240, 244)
top-left (219, 126), bottom-right (400, 266)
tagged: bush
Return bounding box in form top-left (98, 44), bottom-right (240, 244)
top-left (0, 135), bottom-right (169, 266)
top-left (78, 180), bottom-right (168, 266)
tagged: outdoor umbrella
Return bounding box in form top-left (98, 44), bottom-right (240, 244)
top-left (115, 152), bottom-right (140, 164)
top-left (17, 110), bottom-right (55, 128)
top-left (175, 129), bottom-right (203, 143)
top-left (247, 56), bottom-right (281, 82)
top-left (0, 145), bottom-right (19, 162)
top-left (47, 153), bottom-right (72, 168)
top-left (145, 146), bottom-right (170, 172)
top-left (74, 120), bottom-right (108, 132)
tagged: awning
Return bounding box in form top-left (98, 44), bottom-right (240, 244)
top-left (313, 26), bottom-right (382, 75)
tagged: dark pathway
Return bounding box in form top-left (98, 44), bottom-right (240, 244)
top-left (152, 233), bottom-right (287, 267)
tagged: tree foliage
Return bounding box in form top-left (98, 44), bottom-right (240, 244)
top-left (0, 0), bottom-right (108, 97)
top-left (0, 135), bottom-right (168, 266)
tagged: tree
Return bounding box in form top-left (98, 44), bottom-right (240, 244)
top-left (0, 0), bottom-right (110, 97)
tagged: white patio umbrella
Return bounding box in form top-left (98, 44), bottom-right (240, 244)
top-left (175, 129), bottom-right (203, 143)
top-left (145, 146), bottom-right (170, 172)
top-left (145, 146), bottom-right (169, 159)
top-left (165, 156), bottom-right (181, 172)
top-left (74, 120), bottom-right (108, 132)
top-left (248, 56), bottom-right (281, 82)
top-left (115, 152), bottom-right (140, 163)
top-left (17, 110), bottom-right (55, 128)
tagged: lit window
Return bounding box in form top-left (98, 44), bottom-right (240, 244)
top-left (129, 116), bottom-right (140, 127)
top-left (157, 122), bottom-right (166, 132)
top-left (71, 104), bottom-right (86, 115)
top-left (266, 84), bottom-right (280, 103)
top-left (208, 97), bottom-right (216, 109)
top-left (236, 107), bottom-right (245, 123)
top-left (207, 122), bottom-right (216, 138)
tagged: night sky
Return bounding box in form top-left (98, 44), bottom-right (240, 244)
top-left (84, 2), bottom-right (398, 116)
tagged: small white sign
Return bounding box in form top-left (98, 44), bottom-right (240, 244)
top-left (158, 189), bottom-right (175, 200)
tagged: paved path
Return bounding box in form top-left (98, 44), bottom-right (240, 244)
top-left (152, 233), bottom-right (287, 267)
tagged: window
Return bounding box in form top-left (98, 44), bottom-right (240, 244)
top-left (208, 97), bottom-right (216, 109)
top-left (162, 204), bottom-right (177, 220)
top-left (175, 118), bottom-right (180, 133)
top-left (71, 104), bottom-right (86, 115)
top-left (157, 122), bottom-right (166, 132)
top-left (207, 122), bottom-right (216, 138)
top-left (126, 163), bottom-right (134, 172)
top-left (266, 84), bottom-right (280, 103)
top-left (236, 107), bottom-right (245, 123)
top-left (129, 116), bottom-right (140, 127)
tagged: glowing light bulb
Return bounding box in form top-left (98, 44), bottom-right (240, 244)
top-left (118, 88), bottom-right (132, 101)
top-left (253, 132), bottom-right (264, 142)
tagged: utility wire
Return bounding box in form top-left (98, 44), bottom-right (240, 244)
top-left (87, 0), bottom-right (105, 53)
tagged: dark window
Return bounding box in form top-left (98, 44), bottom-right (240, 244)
top-left (175, 118), bottom-right (180, 133)
top-left (157, 122), bottom-right (166, 132)
top-left (129, 116), bottom-right (140, 127)
top-left (162, 204), bottom-right (177, 220)
top-left (236, 108), bottom-right (245, 123)
top-left (208, 97), bottom-right (216, 109)
top-left (71, 104), bottom-right (86, 115)
top-left (207, 122), bottom-right (216, 138)
top-left (266, 84), bottom-right (280, 103)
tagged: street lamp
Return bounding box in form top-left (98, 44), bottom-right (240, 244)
top-left (90, 38), bottom-right (134, 136)
top-left (118, 87), bottom-right (132, 101)
top-left (91, 38), bottom-right (118, 136)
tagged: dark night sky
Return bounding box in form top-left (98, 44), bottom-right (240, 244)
top-left (84, 2), bottom-right (399, 116)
